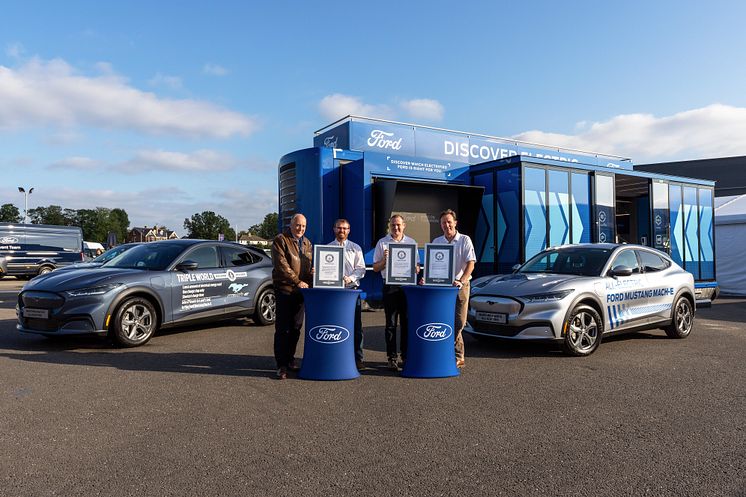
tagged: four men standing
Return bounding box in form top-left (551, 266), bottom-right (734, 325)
top-left (271, 210), bottom-right (474, 377)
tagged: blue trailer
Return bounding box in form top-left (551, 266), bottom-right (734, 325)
top-left (278, 116), bottom-right (717, 303)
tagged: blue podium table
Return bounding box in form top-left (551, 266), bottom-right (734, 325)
top-left (401, 286), bottom-right (460, 378)
top-left (299, 288), bottom-right (361, 381)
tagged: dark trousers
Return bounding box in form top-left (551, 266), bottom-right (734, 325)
top-left (274, 291), bottom-right (304, 369)
top-left (383, 284), bottom-right (408, 361)
top-left (353, 296), bottom-right (363, 362)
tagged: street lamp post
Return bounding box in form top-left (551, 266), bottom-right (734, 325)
top-left (17, 186), bottom-right (34, 224)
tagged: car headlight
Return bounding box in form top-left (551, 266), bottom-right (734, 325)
top-left (65, 283), bottom-right (122, 297)
top-left (519, 289), bottom-right (574, 303)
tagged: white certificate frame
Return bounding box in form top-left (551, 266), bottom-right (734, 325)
top-left (313, 245), bottom-right (344, 288)
top-left (385, 243), bottom-right (417, 285)
top-left (424, 243), bottom-right (455, 286)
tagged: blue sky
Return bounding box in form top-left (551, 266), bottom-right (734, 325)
top-left (2, 1), bottom-right (746, 236)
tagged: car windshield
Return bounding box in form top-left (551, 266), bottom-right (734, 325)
top-left (92, 245), bottom-right (133, 263)
top-left (519, 247), bottom-right (612, 277)
top-left (105, 243), bottom-right (186, 271)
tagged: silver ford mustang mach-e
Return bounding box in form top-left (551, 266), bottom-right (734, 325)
top-left (465, 244), bottom-right (695, 356)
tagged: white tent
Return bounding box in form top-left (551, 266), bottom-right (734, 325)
top-left (715, 194), bottom-right (746, 296)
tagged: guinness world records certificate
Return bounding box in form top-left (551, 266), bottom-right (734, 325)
top-left (313, 245), bottom-right (344, 288)
top-left (424, 243), bottom-right (455, 286)
top-left (385, 243), bottom-right (417, 285)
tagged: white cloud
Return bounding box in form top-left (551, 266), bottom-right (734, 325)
top-left (203, 63), bottom-right (228, 76)
top-left (513, 104), bottom-right (746, 162)
top-left (46, 149), bottom-right (274, 175)
top-left (0, 57), bottom-right (258, 138)
top-left (5, 42), bottom-right (24, 59)
top-left (48, 156), bottom-right (103, 170)
top-left (318, 94), bottom-right (394, 122)
top-left (318, 93), bottom-right (445, 124)
top-left (400, 98), bottom-right (444, 122)
top-left (148, 72), bottom-right (183, 90)
top-left (115, 149), bottom-right (240, 172)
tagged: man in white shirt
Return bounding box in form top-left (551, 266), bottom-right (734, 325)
top-left (328, 218), bottom-right (366, 370)
top-left (432, 209), bottom-right (476, 369)
top-left (373, 214), bottom-right (419, 371)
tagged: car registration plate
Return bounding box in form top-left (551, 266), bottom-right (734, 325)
top-left (23, 308), bottom-right (49, 319)
top-left (476, 311), bottom-right (507, 324)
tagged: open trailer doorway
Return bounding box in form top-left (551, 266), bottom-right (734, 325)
top-left (614, 174), bottom-right (651, 245)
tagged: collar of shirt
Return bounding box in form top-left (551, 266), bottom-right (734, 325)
top-left (440, 231), bottom-right (461, 244)
top-left (385, 233), bottom-right (409, 243)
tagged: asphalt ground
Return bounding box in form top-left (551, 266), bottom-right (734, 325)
top-left (0, 281), bottom-right (744, 497)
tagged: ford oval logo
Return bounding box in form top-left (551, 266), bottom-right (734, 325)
top-left (1, 236), bottom-right (19, 244)
top-left (415, 323), bottom-right (452, 342)
top-left (309, 325), bottom-right (350, 344)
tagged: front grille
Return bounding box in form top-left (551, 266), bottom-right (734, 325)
top-left (21, 291), bottom-right (65, 309)
top-left (470, 295), bottom-right (523, 314)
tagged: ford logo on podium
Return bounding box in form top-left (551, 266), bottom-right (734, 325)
top-left (415, 323), bottom-right (452, 342)
top-left (309, 325), bottom-right (350, 344)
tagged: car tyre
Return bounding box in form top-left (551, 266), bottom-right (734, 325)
top-left (111, 296), bottom-right (158, 347)
top-left (664, 296), bottom-right (694, 338)
top-left (253, 288), bottom-right (276, 326)
top-left (38, 266), bottom-right (54, 276)
top-left (562, 304), bottom-right (603, 356)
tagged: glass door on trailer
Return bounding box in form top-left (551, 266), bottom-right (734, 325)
top-left (593, 173), bottom-right (615, 244)
top-left (651, 181), bottom-right (670, 253)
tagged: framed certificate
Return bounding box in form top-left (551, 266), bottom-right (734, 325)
top-left (385, 243), bottom-right (417, 285)
top-left (313, 245), bottom-right (344, 288)
top-left (424, 243), bottom-right (455, 286)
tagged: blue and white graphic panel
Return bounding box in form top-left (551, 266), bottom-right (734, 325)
top-left (698, 188), bottom-right (714, 279)
top-left (571, 172), bottom-right (591, 243)
top-left (683, 187), bottom-right (700, 279)
top-left (548, 170), bottom-right (569, 247)
top-left (524, 167), bottom-right (547, 260)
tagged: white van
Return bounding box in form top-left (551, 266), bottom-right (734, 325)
top-left (83, 241), bottom-right (105, 259)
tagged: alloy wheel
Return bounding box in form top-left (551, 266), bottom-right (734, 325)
top-left (569, 311), bottom-right (599, 353)
top-left (121, 303), bottom-right (154, 340)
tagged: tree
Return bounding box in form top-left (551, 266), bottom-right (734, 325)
top-left (26, 205), bottom-right (130, 242)
top-left (249, 212), bottom-right (279, 240)
top-left (183, 211), bottom-right (235, 241)
top-left (0, 204), bottom-right (21, 223)
top-left (78, 207), bottom-right (131, 242)
top-left (28, 205), bottom-right (75, 226)
top-left (109, 208), bottom-right (130, 245)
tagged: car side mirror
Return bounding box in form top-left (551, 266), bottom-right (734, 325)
top-left (175, 260), bottom-right (198, 271)
top-left (511, 264), bottom-right (521, 273)
top-left (609, 265), bottom-right (633, 278)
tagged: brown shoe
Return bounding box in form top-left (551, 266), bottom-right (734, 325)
top-left (287, 359), bottom-right (300, 372)
top-left (456, 359), bottom-right (465, 369)
top-left (276, 367), bottom-right (288, 380)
